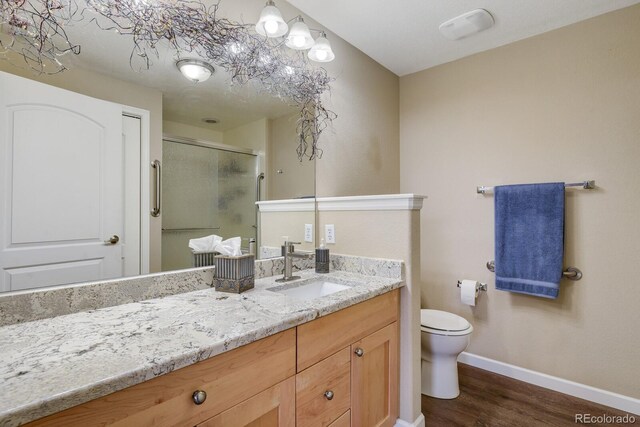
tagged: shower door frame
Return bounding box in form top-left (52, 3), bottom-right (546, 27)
top-left (161, 134), bottom-right (264, 256)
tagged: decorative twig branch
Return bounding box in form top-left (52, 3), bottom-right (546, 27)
top-left (0, 0), bottom-right (335, 160)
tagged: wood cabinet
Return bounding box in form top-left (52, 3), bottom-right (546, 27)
top-left (297, 290), bottom-right (399, 372)
top-left (197, 377), bottom-right (295, 427)
top-left (328, 410), bottom-right (351, 427)
top-left (351, 323), bottom-right (399, 427)
top-left (295, 347), bottom-right (351, 426)
top-left (26, 290), bottom-right (399, 427)
top-left (27, 330), bottom-right (296, 427)
top-left (296, 290), bottom-right (399, 426)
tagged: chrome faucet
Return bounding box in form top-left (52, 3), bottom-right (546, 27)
top-left (276, 241), bottom-right (313, 282)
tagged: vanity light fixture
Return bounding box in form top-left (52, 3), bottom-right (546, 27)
top-left (285, 17), bottom-right (315, 50)
top-left (308, 32), bottom-right (335, 63)
top-left (176, 59), bottom-right (215, 83)
top-left (254, 2), bottom-right (335, 62)
top-left (255, 0), bottom-right (289, 38)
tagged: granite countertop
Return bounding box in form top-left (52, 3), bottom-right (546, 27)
top-left (0, 258), bottom-right (403, 426)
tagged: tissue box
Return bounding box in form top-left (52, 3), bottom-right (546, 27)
top-left (213, 254), bottom-right (255, 293)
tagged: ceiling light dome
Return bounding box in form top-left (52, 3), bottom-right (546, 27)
top-left (176, 59), bottom-right (214, 83)
top-left (308, 32), bottom-right (335, 62)
top-left (255, 0), bottom-right (288, 38)
top-left (285, 17), bottom-right (314, 50)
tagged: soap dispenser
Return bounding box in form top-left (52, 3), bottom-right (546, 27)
top-left (315, 239), bottom-right (330, 273)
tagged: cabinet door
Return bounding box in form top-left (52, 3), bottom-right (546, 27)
top-left (350, 322), bottom-right (398, 427)
top-left (197, 377), bottom-right (295, 427)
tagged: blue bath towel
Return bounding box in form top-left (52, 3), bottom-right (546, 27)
top-left (494, 183), bottom-right (565, 299)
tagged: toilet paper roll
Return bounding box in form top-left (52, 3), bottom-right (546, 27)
top-left (460, 279), bottom-right (478, 306)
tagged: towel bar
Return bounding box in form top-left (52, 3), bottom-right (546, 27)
top-left (477, 180), bottom-right (595, 194)
top-left (486, 260), bottom-right (582, 280)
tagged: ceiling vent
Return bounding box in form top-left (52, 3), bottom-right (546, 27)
top-left (439, 9), bottom-right (494, 41)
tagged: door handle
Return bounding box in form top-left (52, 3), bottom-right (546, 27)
top-left (104, 235), bottom-right (120, 245)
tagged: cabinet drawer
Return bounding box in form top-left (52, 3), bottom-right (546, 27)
top-left (297, 289), bottom-right (399, 371)
top-left (328, 410), bottom-right (351, 427)
top-left (27, 329), bottom-right (296, 426)
top-left (296, 347), bottom-right (351, 427)
top-left (197, 377), bottom-right (295, 427)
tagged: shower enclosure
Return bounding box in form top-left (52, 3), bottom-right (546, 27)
top-left (161, 138), bottom-right (260, 271)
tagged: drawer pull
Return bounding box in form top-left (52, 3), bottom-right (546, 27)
top-left (192, 390), bottom-right (207, 405)
top-left (354, 347), bottom-right (364, 357)
top-left (324, 390), bottom-right (334, 401)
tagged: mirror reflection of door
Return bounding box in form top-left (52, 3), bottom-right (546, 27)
top-left (161, 139), bottom-right (259, 271)
top-left (0, 71), bottom-right (142, 292)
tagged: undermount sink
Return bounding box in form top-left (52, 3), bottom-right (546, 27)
top-left (269, 279), bottom-right (351, 299)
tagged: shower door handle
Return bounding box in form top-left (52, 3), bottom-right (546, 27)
top-left (151, 160), bottom-right (161, 217)
top-left (256, 173), bottom-right (265, 203)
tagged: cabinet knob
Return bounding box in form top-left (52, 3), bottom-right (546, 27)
top-left (324, 390), bottom-right (334, 401)
top-left (192, 390), bottom-right (207, 405)
top-left (354, 347), bottom-right (364, 357)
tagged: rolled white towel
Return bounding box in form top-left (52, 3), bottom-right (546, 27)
top-left (189, 235), bottom-right (223, 253)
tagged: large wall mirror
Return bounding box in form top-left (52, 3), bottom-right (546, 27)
top-left (0, 0), bottom-right (317, 293)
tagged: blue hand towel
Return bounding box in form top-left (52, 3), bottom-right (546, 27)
top-left (494, 183), bottom-right (565, 299)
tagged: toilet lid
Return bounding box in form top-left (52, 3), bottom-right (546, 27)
top-left (421, 309), bottom-right (470, 332)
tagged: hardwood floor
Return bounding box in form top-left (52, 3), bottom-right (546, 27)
top-left (421, 363), bottom-right (637, 427)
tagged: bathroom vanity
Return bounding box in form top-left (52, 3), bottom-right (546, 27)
top-left (0, 255), bottom-right (403, 427)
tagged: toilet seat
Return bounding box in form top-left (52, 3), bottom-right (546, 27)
top-left (421, 309), bottom-right (472, 336)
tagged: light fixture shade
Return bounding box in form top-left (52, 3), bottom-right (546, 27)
top-left (285, 18), bottom-right (314, 50)
top-left (255, 1), bottom-right (288, 38)
top-left (308, 35), bottom-right (335, 62)
top-left (438, 9), bottom-right (494, 41)
top-left (176, 59), bottom-right (214, 83)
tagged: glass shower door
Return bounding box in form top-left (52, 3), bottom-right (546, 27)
top-left (161, 140), bottom-right (258, 271)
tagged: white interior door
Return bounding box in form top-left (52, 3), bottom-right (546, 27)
top-left (122, 115), bottom-right (141, 278)
top-left (0, 71), bottom-right (125, 292)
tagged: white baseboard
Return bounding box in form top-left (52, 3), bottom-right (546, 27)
top-left (458, 352), bottom-right (640, 415)
top-left (395, 413), bottom-right (425, 427)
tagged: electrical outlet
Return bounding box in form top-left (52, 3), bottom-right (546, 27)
top-left (304, 224), bottom-right (313, 243)
top-left (325, 224), bottom-right (335, 244)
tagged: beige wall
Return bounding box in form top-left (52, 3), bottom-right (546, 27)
top-left (309, 25), bottom-right (400, 197)
top-left (0, 58), bottom-right (164, 273)
top-left (223, 117), bottom-right (268, 152)
top-left (163, 120), bottom-right (224, 143)
top-left (268, 113), bottom-right (315, 200)
top-left (259, 211), bottom-right (316, 253)
top-left (400, 5), bottom-right (640, 398)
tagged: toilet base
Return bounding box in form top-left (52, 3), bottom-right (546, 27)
top-left (421, 357), bottom-right (461, 399)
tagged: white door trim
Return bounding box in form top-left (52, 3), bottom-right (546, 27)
top-left (122, 106), bottom-right (151, 275)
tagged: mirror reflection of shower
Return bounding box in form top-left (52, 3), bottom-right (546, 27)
top-left (161, 138), bottom-right (260, 271)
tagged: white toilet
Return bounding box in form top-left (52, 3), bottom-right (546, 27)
top-left (420, 309), bottom-right (473, 399)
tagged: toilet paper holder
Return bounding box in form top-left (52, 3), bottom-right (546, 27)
top-left (457, 281), bottom-right (487, 291)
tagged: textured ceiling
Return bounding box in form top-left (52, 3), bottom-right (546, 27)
top-left (286, 0), bottom-right (640, 76)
